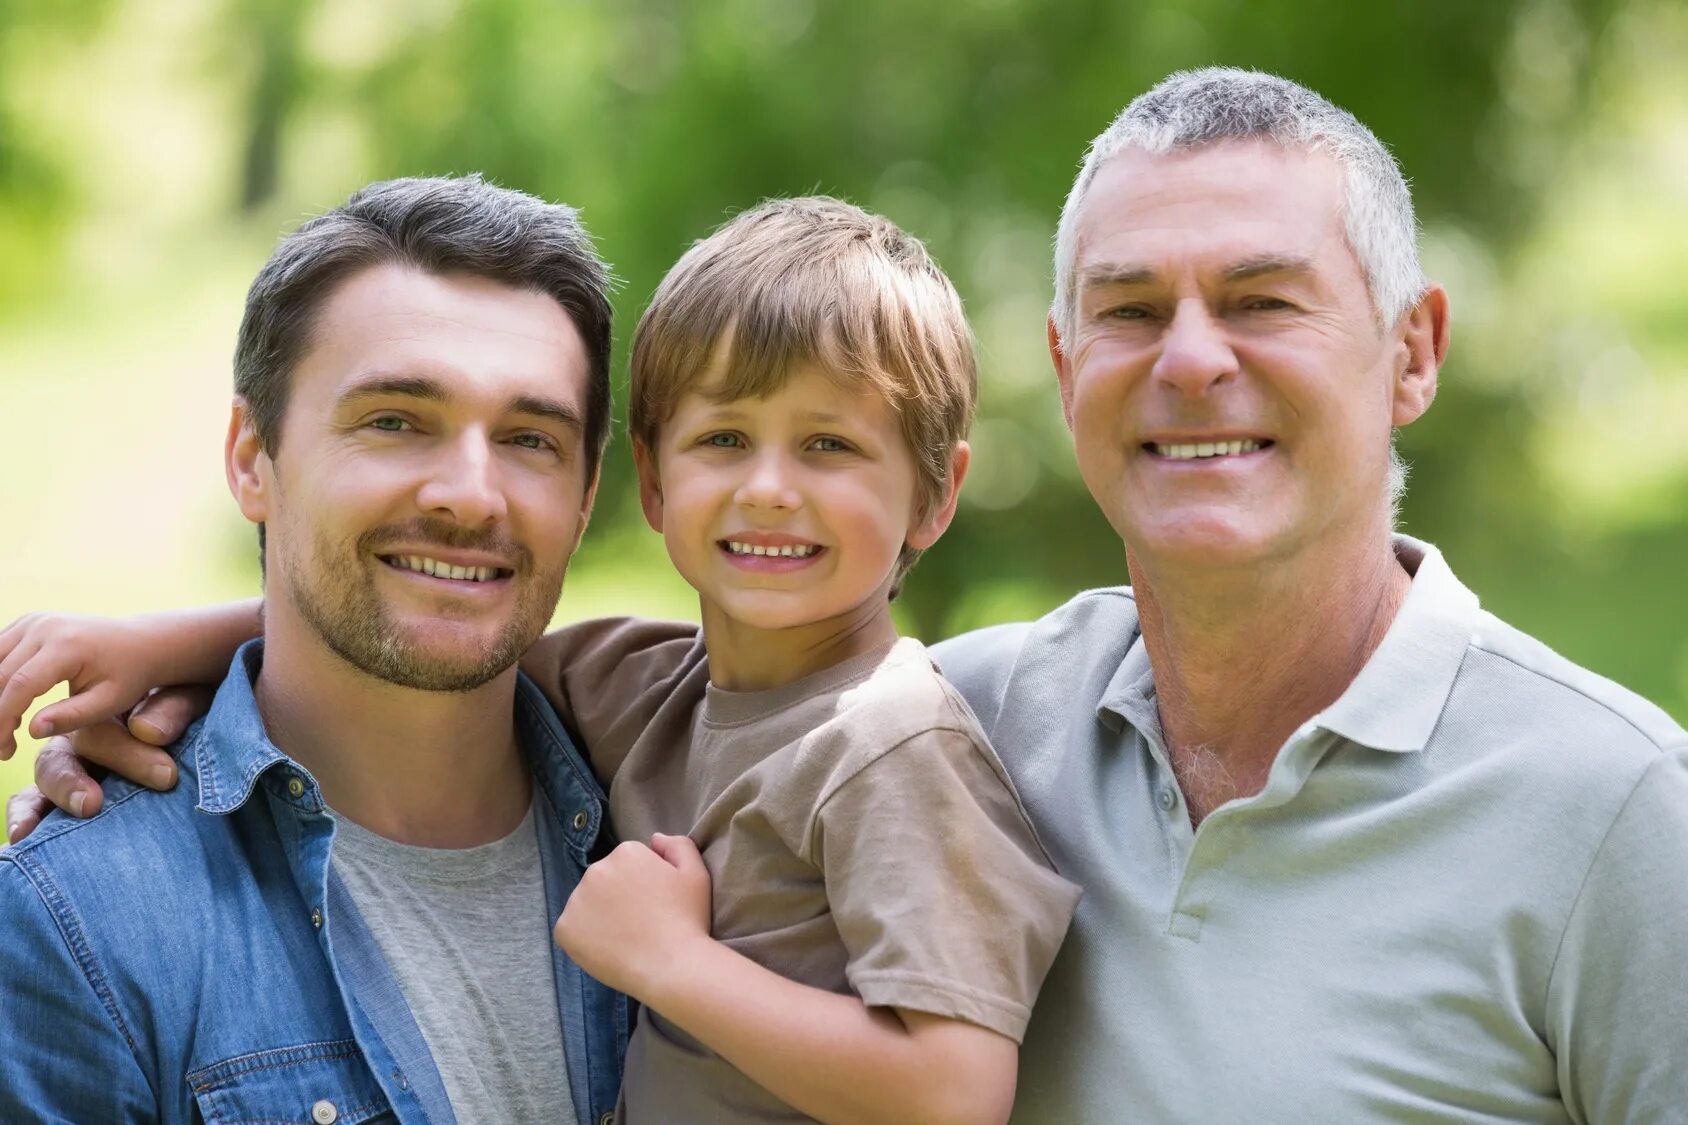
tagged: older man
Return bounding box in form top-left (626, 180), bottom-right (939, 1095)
top-left (0, 177), bottom-right (625, 1122)
top-left (932, 69), bottom-right (1688, 1121)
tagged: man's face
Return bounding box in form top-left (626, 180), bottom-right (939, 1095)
top-left (1056, 140), bottom-right (1431, 574)
top-left (237, 263), bottom-right (595, 691)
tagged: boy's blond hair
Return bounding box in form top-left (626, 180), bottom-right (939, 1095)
top-left (629, 196), bottom-right (977, 596)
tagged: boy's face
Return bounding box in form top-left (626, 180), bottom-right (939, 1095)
top-left (636, 363), bottom-right (959, 636)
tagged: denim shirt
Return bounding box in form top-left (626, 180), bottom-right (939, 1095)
top-left (0, 641), bottom-right (628, 1124)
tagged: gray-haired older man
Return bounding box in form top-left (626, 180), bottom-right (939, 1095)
top-left (934, 68), bottom-right (1688, 1121)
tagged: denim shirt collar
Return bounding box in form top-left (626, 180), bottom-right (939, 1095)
top-left (190, 640), bottom-right (609, 849)
top-left (1096, 535), bottom-right (1479, 755)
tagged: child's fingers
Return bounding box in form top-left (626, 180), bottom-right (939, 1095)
top-left (32, 735), bottom-right (104, 819)
top-left (6, 785), bottom-right (53, 845)
top-left (30, 679), bottom-right (138, 741)
top-left (127, 685), bottom-right (215, 747)
top-left (0, 642), bottom-right (52, 760)
top-left (649, 832), bottom-right (704, 872)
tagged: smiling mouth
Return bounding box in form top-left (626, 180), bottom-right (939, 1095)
top-left (1145, 439), bottom-right (1272, 461)
top-left (379, 554), bottom-right (514, 582)
top-left (719, 540), bottom-right (824, 559)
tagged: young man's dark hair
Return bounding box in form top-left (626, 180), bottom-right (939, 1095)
top-left (233, 174), bottom-right (614, 575)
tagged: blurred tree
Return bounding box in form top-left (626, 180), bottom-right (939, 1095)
top-left (2, 0), bottom-right (1681, 719)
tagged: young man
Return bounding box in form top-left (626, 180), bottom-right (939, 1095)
top-left (0, 176), bottom-right (627, 1123)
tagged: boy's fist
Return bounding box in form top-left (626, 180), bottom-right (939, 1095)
top-left (553, 833), bottom-right (713, 1001)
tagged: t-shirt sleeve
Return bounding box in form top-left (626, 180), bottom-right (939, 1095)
top-left (811, 725), bottom-right (1082, 1042)
top-left (1548, 743), bottom-right (1688, 1121)
top-left (519, 616), bottom-right (701, 786)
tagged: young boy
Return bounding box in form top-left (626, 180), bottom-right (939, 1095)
top-left (1, 197), bottom-right (1080, 1123)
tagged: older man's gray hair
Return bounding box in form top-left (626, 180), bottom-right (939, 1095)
top-left (1052, 67), bottom-right (1426, 346)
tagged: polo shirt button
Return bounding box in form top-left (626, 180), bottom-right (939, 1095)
top-left (287, 776), bottom-right (305, 798)
top-left (572, 809), bottom-right (590, 831)
top-left (311, 1100), bottom-right (338, 1124)
top-left (1158, 788), bottom-right (1178, 812)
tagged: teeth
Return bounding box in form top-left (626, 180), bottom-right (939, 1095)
top-left (391, 555), bottom-right (504, 582)
top-left (725, 542), bottom-right (819, 558)
top-left (1153, 439), bottom-right (1263, 460)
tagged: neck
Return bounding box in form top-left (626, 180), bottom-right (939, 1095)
top-left (1131, 523), bottom-right (1410, 783)
top-left (700, 596), bottom-right (900, 693)
top-left (254, 601), bottom-right (531, 848)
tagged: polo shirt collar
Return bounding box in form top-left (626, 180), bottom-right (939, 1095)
top-left (1314, 535), bottom-right (1479, 753)
top-left (1094, 536), bottom-right (1479, 754)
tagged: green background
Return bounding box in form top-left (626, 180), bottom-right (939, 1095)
top-left (4, 0), bottom-right (1686, 804)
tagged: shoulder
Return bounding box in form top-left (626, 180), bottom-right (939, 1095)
top-left (1431, 611), bottom-right (1688, 857)
top-left (1463, 610), bottom-right (1685, 755)
top-left (0, 759), bottom-right (216, 997)
top-left (528, 615), bottom-right (703, 686)
top-left (931, 586), bottom-right (1139, 727)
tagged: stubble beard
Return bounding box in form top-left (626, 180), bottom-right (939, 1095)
top-left (283, 520), bottom-right (564, 693)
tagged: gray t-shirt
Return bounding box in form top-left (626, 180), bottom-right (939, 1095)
top-left (934, 535), bottom-right (1688, 1123)
top-left (330, 802), bottom-right (577, 1125)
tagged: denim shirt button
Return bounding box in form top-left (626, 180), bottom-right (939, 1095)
top-left (311, 1100), bottom-right (338, 1124)
top-left (310, 907), bottom-right (323, 929)
top-left (599, 1113), bottom-right (614, 1125)
top-left (572, 809), bottom-right (590, 831)
top-left (287, 776), bottom-right (306, 799)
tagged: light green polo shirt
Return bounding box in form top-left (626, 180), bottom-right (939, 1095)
top-left (935, 537), bottom-right (1688, 1123)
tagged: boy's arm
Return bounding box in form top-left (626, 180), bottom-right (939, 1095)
top-left (2, 600), bottom-right (262, 839)
top-left (0, 599), bottom-right (262, 756)
top-left (555, 835), bottom-right (1018, 1125)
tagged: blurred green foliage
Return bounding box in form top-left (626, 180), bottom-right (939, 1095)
top-left (2, 0), bottom-right (1685, 802)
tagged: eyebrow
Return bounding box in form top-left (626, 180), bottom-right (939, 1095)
top-left (337, 374), bottom-right (583, 433)
top-left (1222, 253), bottom-right (1316, 282)
top-left (1077, 253), bottom-right (1318, 291)
top-left (694, 404), bottom-right (851, 426)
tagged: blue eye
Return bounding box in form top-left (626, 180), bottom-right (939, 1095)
top-left (811, 436), bottom-right (849, 453)
top-left (510, 432), bottom-right (554, 452)
top-left (704, 432), bottom-right (742, 448)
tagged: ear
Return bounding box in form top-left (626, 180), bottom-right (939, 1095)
top-left (632, 439), bottom-right (664, 534)
top-left (1048, 316), bottom-right (1076, 430)
top-left (906, 442), bottom-right (972, 551)
top-left (225, 397), bottom-right (273, 525)
top-left (1391, 283), bottom-right (1448, 427)
top-left (570, 464), bottom-right (602, 555)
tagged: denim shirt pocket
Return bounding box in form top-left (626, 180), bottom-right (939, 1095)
top-left (188, 1039), bottom-right (397, 1124)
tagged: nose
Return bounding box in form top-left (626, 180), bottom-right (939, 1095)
top-left (1150, 299), bottom-right (1238, 398)
top-left (414, 430), bottom-right (509, 527)
top-left (734, 448), bottom-right (802, 512)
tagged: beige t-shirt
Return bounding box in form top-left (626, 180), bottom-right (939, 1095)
top-left (525, 617), bottom-right (1081, 1124)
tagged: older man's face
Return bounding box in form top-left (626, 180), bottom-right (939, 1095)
top-left (241, 263), bottom-right (596, 690)
top-left (1056, 139), bottom-right (1427, 575)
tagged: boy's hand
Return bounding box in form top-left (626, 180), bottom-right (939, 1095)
top-left (0, 613), bottom-right (158, 759)
top-left (5, 686), bottom-right (207, 844)
top-left (553, 833), bottom-right (713, 1000)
